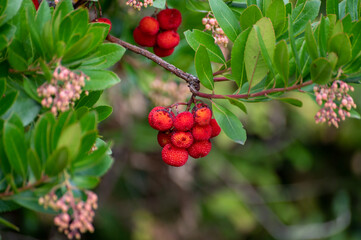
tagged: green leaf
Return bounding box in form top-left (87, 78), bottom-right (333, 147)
top-left (0, 91), bottom-right (18, 116)
top-left (225, 97), bottom-right (248, 113)
top-left (74, 130), bottom-right (97, 162)
top-left (305, 21), bottom-right (319, 60)
top-left (11, 190), bottom-right (56, 214)
top-left (212, 102), bottom-right (247, 144)
top-left (27, 149), bottom-right (42, 180)
top-left (339, 0), bottom-right (346, 19)
top-left (0, 23), bottom-right (16, 51)
top-left (0, 78), bottom-right (5, 96)
top-left (57, 123), bottom-right (82, 160)
top-left (8, 40), bottom-right (28, 71)
top-left (318, 17), bottom-right (329, 57)
top-left (184, 29), bottom-right (226, 64)
top-left (94, 105), bottom-right (113, 122)
top-left (291, 0), bottom-right (321, 36)
top-left (62, 33), bottom-right (94, 62)
top-left (72, 176), bottom-right (100, 189)
top-left (0, 0), bottom-right (22, 27)
top-left (267, 95), bottom-right (303, 107)
top-left (327, 52), bottom-right (338, 69)
top-left (79, 111), bottom-right (97, 132)
top-left (153, 0), bottom-right (166, 8)
top-left (186, 0), bottom-right (210, 12)
top-left (0, 216), bottom-right (19, 231)
top-left (75, 91), bottom-right (102, 109)
top-left (346, 0), bottom-right (358, 20)
top-left (52, 0), bottom-right (73, 24)
top-left (274, 40), bottom-right (289, 85)
top-left (288, 15), bottom-right (302, 74)
top-left (351, 21), bottom-right (361, 58)
top-left (245, 17), bottom-right (275, 88)
top-left (45, 147), bottom-right (69, 176)
top-left (33, 113), bottom-right (54, 163)
top-left (209, 0), bottom-right (242, 42)
top-left (231, 28), bottom-right (252, 86)
top-left (349, 108), bottom-right (360, 119)
top-left (310, 58), bottom-right (333, 84)
top-left (327, 0), bottom-right (339, 19)
top-left (35, 0), bottom-right (51, 32)
top-left (195, 45), bottom-right (214, 90)
top-left (265, 0), bottom-right (286, 37)
top-left (239, 5), bottom-right (263, 30)
top-left (328, 33), bottom-right (352, 67)
top-left (82, 69), bottom-right (121, 91)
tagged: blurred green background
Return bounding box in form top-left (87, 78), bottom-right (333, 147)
top-left (2, 0), bottom-right (361, 239)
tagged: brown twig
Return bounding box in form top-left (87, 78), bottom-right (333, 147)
top-left (0, 176), bottom-right (49, 198)
top-left (214, 77), bottom-right (231, 82)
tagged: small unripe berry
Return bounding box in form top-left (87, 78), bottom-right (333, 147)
top-left (210, 119), bottom-right (221, 138)
top-left (157, 9), bottom-right (182, 30)
top-left (139, 16), bottom-right (160, 35)
top-left (156, 31), bottom-right (180, 49)
top-left (92, 18), bottom-right (112, 34)
top-left (162, 144), bottom-right (188, 167)
top-left (133, 27), bottom-right (157, 47)
top-left (32, 0), bottom-right (39, 10)
top-left (194, 107), bottom-right (212, 126)
top-left (153, 46), bottom-right (174, 57)
top-left (149, 108), bottom-right (174, 131)
top-left (174, 112), bottom-right (194, 131)
top-left (188, 141), bottom-right (212, 159)
top-left (171, 131), bottom-right (194, 148)
top-left (157, 131), bottom-right (172, 147)
top-left (191, 124), bottom-right (212, 141)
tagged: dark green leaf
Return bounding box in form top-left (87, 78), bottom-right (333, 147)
top-left (288, 15), bottom-right (302, 74)
top-left (266, 0), bottom-right (286, 37)
top-left (327, 0), bottom-right (339, 19)
top-left (57, 123), bottom-right (82, 160)
top-left (239, 5), bottom-right (263, 30)
top-left (328, 33), bottom-right (352, 67)
top-left (0, 0), bottom-right (22, 27)
top-left (231, 28), bottom-right (251, 86)
top-left (79, 111), bottom-right (97, 132)
top-left (351, 21), bottom-right (361, 58)
top-left (94, 105), bottom-right (113, 122)
top-left (274, 40), bottom-right (289, 85)
top-left (0, 23), bottom-right (16, 51)
top-left (195, 45), bottom-right (214, 90)
top-left (267, 95), bottom-right (303, 107)
top-left (225, 97), bottom-right (248, 113)
top-left (0, 216), bottom-right (19, 231)
top-left (45, 147), bottom-right (69, 176)
top-left (0, 91), bottom-right (18, 116)
top-left (310, 58), bottom-right (333, 84)
top-left (35, 0), bottom-right (51, 32)
top-left (27, 149), bottom-right (42, 180)
top-left (305, 21), bottom-right (319, 60)
top-left (75, 91), bottom-right (103, 109)
top-left (0, 78), bottom-right (5, 97)
top-left (291, 0), bottom-right (321, 36)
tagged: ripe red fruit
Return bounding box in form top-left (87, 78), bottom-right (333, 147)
top-left (191, 124), bottom-right (212, 141)
top-left (139, 16), bottom-right (160, 35)
top-left (157, 9), bottom-right (182, 30)
top-left (188, 141), bottom-right (212, 159)
top-left (149, 109), bottom-right (174, 131)
top-left (148, 106), bottom-right (165, 125)
top-left (133, 27), bottom-right (157, 47)
top-left (156, 31), bottom-right (180, 49)
top-left (210, 119), bottom-right (221, 138)
top-left (157, 131), bottom-right (172, 147)
top-left (153, 46), bottom-right (174, 57)
top-left (92, 18), bottom-right (112, 33)
top-left (32, 0), bottom-right (39, 10)
top-left (171, 131), bottom-right (194, 148)
top-left (194, 107), bottom-right (212, 126)
top-left (173, 112), bottom-right (194, 131)
top-left (162, 144), bottom-right (188, 167)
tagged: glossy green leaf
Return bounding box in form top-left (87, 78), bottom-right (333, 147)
top-left (288, 15), bottom-right (302, 74)
top-left (35, 0), bottom-right (51, 32)
top-left (231, 28), bottom-right (251, 86)
top-left (195, 45), bottom-right (214, 90)
top-left (57, 123), bottom-right (82, 160)
top-left (45, 147), bottom-right (69, 176)
top-left (75, 91), bottom-right (103, 109)
top-left (72, 176), bottom-right (100, 189)
top-left (225, 97), bottom-right (248, 113)
top-left (94, 105), bottom-right (113, 122)
top-left (346, 0), bottom-right (358, 20)
top-left (291, 0), bottom-right (321, 36)
top-left (328, 33), bottom-right (352, 67)
top-left (209, 0), bottom-right (242, 42)
top-left (62, 33), bottom-right (94, 62)
top-left (327, 0), bottom-right (339, 19)
top-left (274, 40), bottom-right (289, 85)
top-left (8, 40), bottom-right (28, 71)
top-left (310, 58), bottom-right (333, 84)
top-left (82, 69), bottom-right (121, 91)
top-left (212, 102), bottom-right (247, 144)
top-left (265, 0), bottom-right (286, 37)
top-left (239, 5), bottom-right (263, 30)
top-left (0, 91), bottom-right (18, 116)
top-left (0, 0), bottom-right (22, 27)
top-left (27, 149), bottom-right (42, 180)
top-left (305, 21), bottom-right (318, 60)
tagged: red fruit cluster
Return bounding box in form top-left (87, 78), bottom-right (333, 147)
top-left (133, 9), bottom-right (182, 57)
top-left (148, 105), bottom-right (221, 167)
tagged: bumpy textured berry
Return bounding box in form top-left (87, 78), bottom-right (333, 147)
top-left (162, 144), bottom-right (188, 167)
top-left (174, 112), bottom-right (194, 131)
top-left (92, 18), bottom-right (112, 33)
top-left (157, 9), bottom-right (182, 30)
top-left (210, 119), bottom-right (221, 138)
top-left (148, 106), bottom-right (165, 126)
top-left (194, 107), bottom-right (212, 126)
top-left (153, 46), bottom-right (174, 57)
top-left (149, 109), bottom-right (173, 131)
top-left (192, 124), bottom-right (212, 141)
top-left (139, 16), bottom-right (160, 35)
top-left (133, 27), bottom-right (157, 47)
top-left (157, 131), bottom-right (171, 147)
top-left (188, 141), bottom-right (212, 159)
top-left (156, 31), bottom-right (180, 49)
top-left (32, 0), bottom-right (39, 10)
top-left (192, 103), bottom-right (208, 114)
top-left (171, 131), bottom-right (194, 148)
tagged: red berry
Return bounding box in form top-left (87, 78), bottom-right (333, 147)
top-left (149, 109), bottom-right (174, 131)
top-left (92, 18), bottom-right (112, 34)
top-left (194, 107), bottom-right (212, 126)
top-left (171, 131), bottom-right (194, 148)
top-left (133, 27), bottom-right (157, 47)
top-left (156, 31), bottom-right (180, 49)
top-left (210, 119), bottom-right (221, 138)
top-left (157, 131), bottom-right (172, 147)
top-left (148, 106), bottom-right (165, 126)
top-left (139, 16), bottom-right (160, 35)
top-left (32, 0), bottom-right (39, 10)
top-left (162, 144), bottom-right (188, 167)
top-left (191, 124), bottom-right (212, 141)
top-left (188, 141), bottom-right (212, 159)
top-left (173, 112), bottom-right (194, 131)
top-left (157, 9), bottom-right (182, 30)
top-left (153, 46), bottom-right (174, 57)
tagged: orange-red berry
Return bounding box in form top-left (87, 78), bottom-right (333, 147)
top-left (139, 16), bottom-right (160, 35)
top-left (210, 119), bottom-right (221, 138)
top-left (153, 46), bottom-right (174, 57)
top-left (157, 131), bottom-right (172, 147)
top-left (174, 112), bottom-right (194, 131)
top-left (188, 141), bottom-right (212, 159)
top-left (133, 27), bottom-right (157, 47)
top-left (162, 143), bottom-right (188, 167)
top-left (149, 108), bottom-right (174, 131)
top-left (156, 31), bottom-right (180, 49)
top-left (191, 124), bottom-right (212, 141)
top-left (148, 106), bottom-right (164, 125)
top-left (171, 131), bottom-right (194, 148)
top-left (194, 107), bottom-right (212, 126)
top-left (157, 9), bottom-right (182, 30)
top-left (92, 18), bottom-right (112, 34)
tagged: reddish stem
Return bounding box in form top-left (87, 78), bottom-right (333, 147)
top-left (0, 176), bottom-right (49, 198)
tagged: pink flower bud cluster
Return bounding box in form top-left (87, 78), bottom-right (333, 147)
top-left (202, 12), bottom-right (229, 47)
top-left (39, 190), bottom-right (98, 240)
top-left (314, 80), bottom-right (356, 128)
top-left (126, 0), bottom-right (153, 10)
top-left (37, 66), bottom-right (89, 115)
